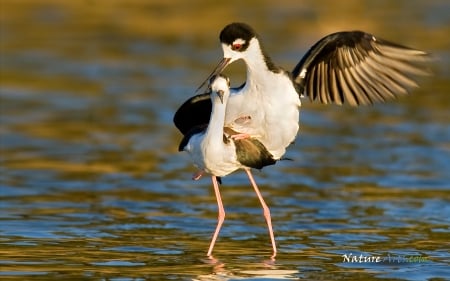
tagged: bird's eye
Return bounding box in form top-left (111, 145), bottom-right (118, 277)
top-left (232, 43), bottom-right (242, 51)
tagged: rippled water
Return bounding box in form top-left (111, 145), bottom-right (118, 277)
top-left (1, 1), bottom-right (449, 280)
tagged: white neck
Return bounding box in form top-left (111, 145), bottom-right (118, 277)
top-left (204, 96), bottom-right (226, 147)
top-left (242, 38), bottom-right (276, 91)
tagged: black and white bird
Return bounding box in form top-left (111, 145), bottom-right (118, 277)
top-left (173, 22), bottom-right (429, 257)
top-left (175, 22), bottom-right (429, 158)
top-left (178, 74), bottom-right (278, 257)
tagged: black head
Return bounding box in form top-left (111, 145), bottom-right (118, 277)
top-left (195, 23), bottom-right (275, 93)
top-left (219, 22), bottom-right (257, 52)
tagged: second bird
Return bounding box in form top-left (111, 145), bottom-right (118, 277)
top-left (178, 74), bottom-right (278, 258)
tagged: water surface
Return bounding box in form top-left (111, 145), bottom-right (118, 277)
top-left (1, 0), bottom-right (449, 280)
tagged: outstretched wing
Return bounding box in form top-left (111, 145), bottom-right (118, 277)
top-left (173, 93), bottom-right (212, 135)
top-left (292, 31), bottom-right (430, 106)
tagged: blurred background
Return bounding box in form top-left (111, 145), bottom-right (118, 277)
top-left (1, 0), bottom-right (449, 280)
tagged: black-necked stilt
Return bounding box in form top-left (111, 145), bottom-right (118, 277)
top-left (173, 22), bottom-right (429, 257)
top-left (175, 22), bottom-right (429, 158)
top-left (178, 74), bottom-right (278, 257)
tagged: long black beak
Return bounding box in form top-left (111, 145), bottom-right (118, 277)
top-left (216, 90), bottom-right (224, 104)
top-left (196, 58), bottom-right (231, 93)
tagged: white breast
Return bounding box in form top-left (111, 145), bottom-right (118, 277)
top-left (225, 72), bottom-right (301, 159)
top-left (185, 132), bottom-right (242, 177)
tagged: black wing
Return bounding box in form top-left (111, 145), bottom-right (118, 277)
top-left (223, 127), bottom-right (277, 170)
top-left (177, 124), bottom-right (207, 151)
top-left (173, 93), bottom-right (212, 135)
top-left (234, 138), bottom-right (276, 170)
top-left (292, 31), bottom-right (430, 106)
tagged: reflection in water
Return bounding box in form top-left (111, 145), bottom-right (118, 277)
top-left (1, 0), bottom-right (449, 280)
top-left (196, 256), bottom-right (299, 280)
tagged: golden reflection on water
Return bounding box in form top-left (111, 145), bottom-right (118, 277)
top-left (1, 0), bottom-right (449, 280)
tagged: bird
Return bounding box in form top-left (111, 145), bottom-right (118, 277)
top-left (174, 23), bottom-right (430, 156)
top-left (177, 74), bottom-right (278, 257)
top-left (173, 22), bottom-right (430, 257)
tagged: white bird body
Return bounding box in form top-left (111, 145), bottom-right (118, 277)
top-left (179, 75), bottom-right (278, 257)
top-left (185, 133), bottom-right (240, 177)
top-left (183, 78), bottom-right (242, 177)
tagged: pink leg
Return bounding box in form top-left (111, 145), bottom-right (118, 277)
top-left (234, 115), bottom-right (252, 125)
top-left (230, 133), bottom-right (251, 140)
top-left (192, 170), bottom-right (204, 181)
top-left (207, 176), bottom-right (225, 257)
top-left (245, 169), bottom-right (277, 258)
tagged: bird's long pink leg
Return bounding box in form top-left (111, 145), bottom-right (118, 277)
top-left (230, 133), bottom-right (251, 140)
top-left (245, 169), bottom-right (277, 258)
top-left (192, 170), bottom-right (204, 181)
top-left (207, 176), bottom-right (225, 257)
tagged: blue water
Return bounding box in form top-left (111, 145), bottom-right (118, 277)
top-left (1, 1), bottom-right (449, 280)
